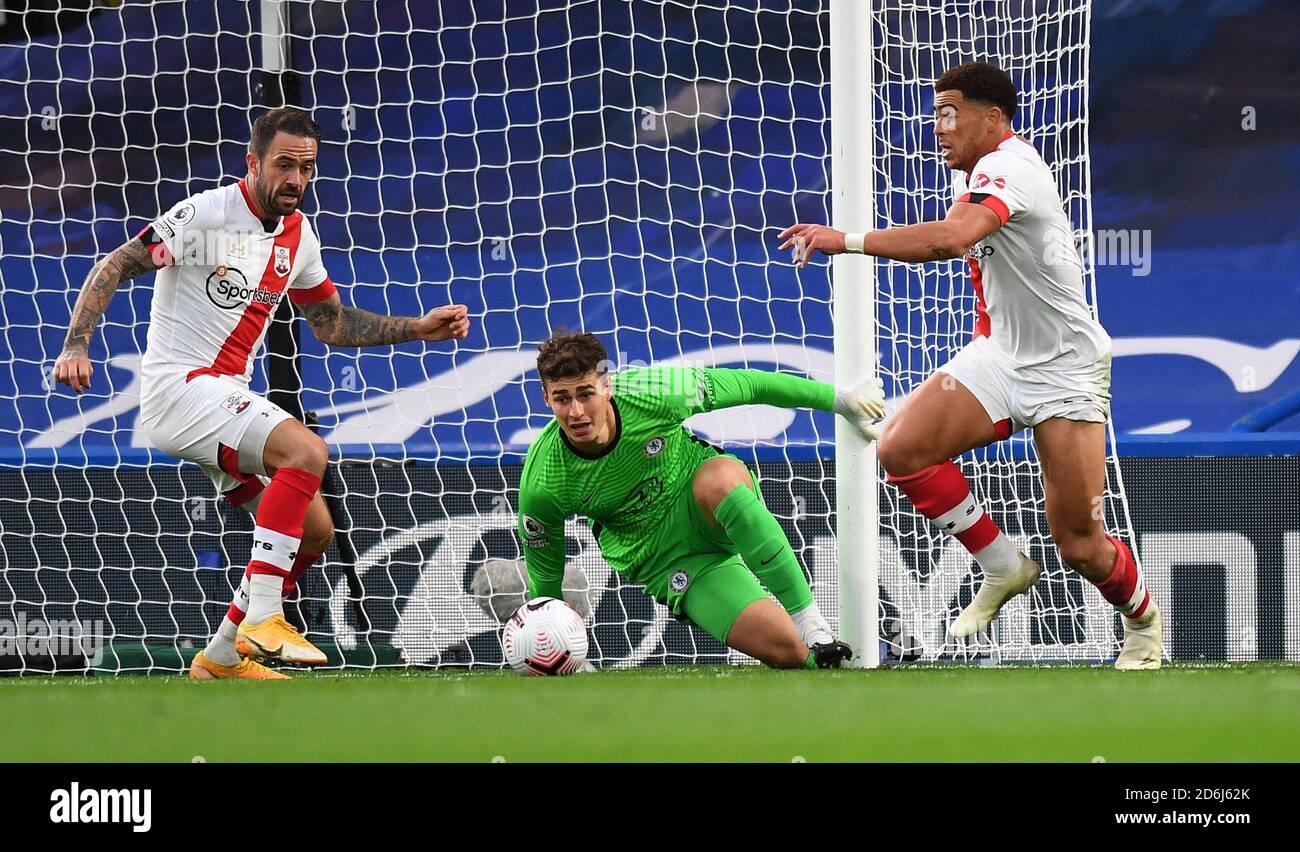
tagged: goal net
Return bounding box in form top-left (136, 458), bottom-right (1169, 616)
top-left (0, 0), bottom-right (1127, 674)
top-left (867, 0), bottom-right (1131, 662)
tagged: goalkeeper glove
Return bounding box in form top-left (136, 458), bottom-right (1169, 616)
top-left (833, 377), bottom-right (887, 442)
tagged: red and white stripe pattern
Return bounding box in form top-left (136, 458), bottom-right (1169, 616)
top-left (217, 443), bottom-right (265, 509)
top-left (139, 180), bottom-right (337, 404)
top-left (246, 467), bottom-right (322, 583)
top-left (186, 208), bottom-right (304, 383)
top-left (965, 255), bottom-right (992, 341)
top-left (888, 461), bottom-right (1003, 555)
top-left (1098, 534), bottom-right (1151, 618)
top-left (223, 547), bottom-right (320, 626)
top-left (250, 526), bottom-right (300, 573)
top-left (225, 576), bottom-right (251, 627)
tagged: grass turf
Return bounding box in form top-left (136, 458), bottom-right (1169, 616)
top-left (1, 663), bottom-right (1295, 762)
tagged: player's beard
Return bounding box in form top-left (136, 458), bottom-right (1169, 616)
top-left (255, 175), bottom-right (301, 218)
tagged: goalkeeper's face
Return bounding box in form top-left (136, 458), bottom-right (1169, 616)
top-left (251, 132), bottom-right (319, 217)
top-left (544, 371), bottom-right (615, 448)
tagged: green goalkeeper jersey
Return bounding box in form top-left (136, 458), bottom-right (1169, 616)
top-left (517, 366), bottom-right (835, 599)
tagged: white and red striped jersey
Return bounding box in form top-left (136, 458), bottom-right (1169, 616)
top-left (136, 179), bottom-right (335, 405)
top-left (952, 131), bottom-right (1110, 370)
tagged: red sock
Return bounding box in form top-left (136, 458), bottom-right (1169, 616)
top-left (887, 461), bottom-right (1002, 553)
top-left (282, 549), bottom-right (322, 600)
top-left (247, 467), bottom-right (322, 580)
top-left (225, 594), bottom-right (248, 626)
top-left (219, 476), bottom-right (265, 628)
top-left (222, 477), bottom-right (265, 510)
top-left (1095, 534), bottom-right (1150, 618)
top-left (224, 569), bottom-right (253, 626)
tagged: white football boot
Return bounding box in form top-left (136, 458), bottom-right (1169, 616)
top-left (950, 552), bottom-right (1041, 638)
top-left (1115, 603), bottom-right (1163, 671)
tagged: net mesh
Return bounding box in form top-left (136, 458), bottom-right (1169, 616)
top-left (0, 0), bottom-right (1129, 673)
top-left (870, 1), bottom-right (1130, 661)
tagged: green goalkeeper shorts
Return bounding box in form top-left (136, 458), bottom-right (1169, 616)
top-left (638, 463), bottom-right (769, 644)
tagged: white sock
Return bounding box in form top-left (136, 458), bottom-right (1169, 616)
top-left (931, 493), bottom-right (1022, 579)
top-left (246, 573), bottom-right (286, 624)
top-left (972, 530), bottom-right (1022, 578)
top-left (790, 601), bottom-right (831, 643)
top-left (236, 574), bottom-right (250, 611)
top-left (204, 617), bottom-right (241, 666)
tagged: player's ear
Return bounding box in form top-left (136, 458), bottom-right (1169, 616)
top-left (989, 105), bottom-right (1006, 133)
top-left (245, 150), bottom-right (259, 177)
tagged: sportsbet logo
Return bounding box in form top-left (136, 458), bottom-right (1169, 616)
top-left (205, 265), bottom-right (282, 310)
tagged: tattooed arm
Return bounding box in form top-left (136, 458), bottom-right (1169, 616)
top-left (55, 239), bottom-right (160, 394)
top-left (302, 293), bottom-right (471, 348)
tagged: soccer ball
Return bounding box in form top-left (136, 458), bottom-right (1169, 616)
top-left (502, 597), bottom-right (589, 676)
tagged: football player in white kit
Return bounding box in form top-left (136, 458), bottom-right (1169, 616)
top-left (54, 107), bottom-right (471, 679)
top-left (778, 62), bottom-right (1161, 669)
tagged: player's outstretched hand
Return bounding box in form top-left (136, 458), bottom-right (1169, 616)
top-left (54, 348), bottom-right (94, 394)
top-left (777, 223), bottom-right (847, 268)
top-left (833, 376), bottom-right (887, 442)
top-left (412, 304), bottom-right (471, 343)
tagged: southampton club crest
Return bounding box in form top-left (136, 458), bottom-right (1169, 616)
top-left (220, 391), bottom-right (252, 416)
top-left (274, 245), bottom-right (291, 277)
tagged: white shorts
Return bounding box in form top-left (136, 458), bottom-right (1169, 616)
top-left (140, 374), bottom-right (292, 501)
top-left (938, 335), bottom-right (1112, 436)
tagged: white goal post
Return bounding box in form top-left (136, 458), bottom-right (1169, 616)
top-left (830, 0), bottom-right (879, 669)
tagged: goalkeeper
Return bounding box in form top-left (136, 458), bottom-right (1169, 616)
top-left (517, 331), bottom-right (885, 669)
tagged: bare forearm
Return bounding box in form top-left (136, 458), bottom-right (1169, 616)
top-left (304, 300), bottom-right (415, 347)
top-left (63, 241), bottom-right (155, 352)
top-left (864, 221), bottom-right (968, 263)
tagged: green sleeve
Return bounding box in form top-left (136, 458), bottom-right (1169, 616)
top-left (700, 367), bottom-right (836, 414)
top-left (618, 366), bottom-right (836, 421)
top-left (517, 467), bottom-right (567, 601)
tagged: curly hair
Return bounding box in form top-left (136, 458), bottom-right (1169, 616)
top-left (536, 330), bottom-right (609, 384)
top-left (935, 61), bottom-right (1018, 121)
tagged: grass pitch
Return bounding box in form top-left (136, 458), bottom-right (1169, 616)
top-left (1, 663), bottom-right (1295, 762)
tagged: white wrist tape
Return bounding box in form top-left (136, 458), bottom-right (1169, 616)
top-left (843, 230), bottom-right (869, 253)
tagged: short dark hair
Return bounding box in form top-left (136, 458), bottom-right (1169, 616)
top-left (537, 331), bottom-right (608, 385)
top-left (935, 61), bottom-right (1018, 121)
top-left (249, 107), bottom-right (322, 159)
